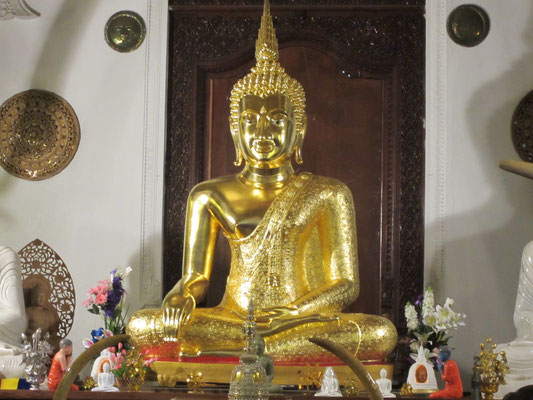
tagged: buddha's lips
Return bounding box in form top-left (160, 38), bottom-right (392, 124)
top-left (253, 139), bottom-right (275, 153)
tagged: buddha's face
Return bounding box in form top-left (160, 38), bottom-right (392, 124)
top-left (238, 93), bottom-right (296, 168)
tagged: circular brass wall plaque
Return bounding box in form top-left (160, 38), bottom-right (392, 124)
top-left (447, 4), bottom-right (490, 47)
top-left (512, 91), bottom-right (533, 162)
top-left (105, 10), bottom-right (146, 53)
top-left (0, 90), bottom-right (80, 181)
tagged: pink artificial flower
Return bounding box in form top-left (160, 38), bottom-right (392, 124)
top-left (98, 280), bottom-right (110, 289)
top-left (113, 363), bottom-right (121, 370)
top-left (110, 347), bottom-right (116, 353)
top-left (118, 342), bottom-right (123, 350)
top-left (82, 298), bottom-right (92, 308)
top-left (115, 354), bottom-right (124, 365)
top-left (122, 349), bottom-right (127, 355)
top-left (82, 339), bottom-right (94, 349)
top-left (94, 293), bottom-right (108, 305)
top-left (144, 359), bottom-right (155, 367)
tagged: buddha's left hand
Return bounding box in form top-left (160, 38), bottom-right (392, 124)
top-left (256, 305), bottom-right (299, 320)
top-left (259, 311), bottom-right (340, 336)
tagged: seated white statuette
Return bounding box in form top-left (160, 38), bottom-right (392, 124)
top-left (92, 362), bottom-right (119, 392)
top-left (377, 368), bottom-right (396, 398)
top-left (90, 348), bottom-right (114, 381)
top-left (406, 345), bottom-right (438, 393)
top-left (497, 241), bottom-right (533, 398)
top-left (0, 246), bottom-right (27, 378)
top-left (315, 367), bottom-right (342, 397)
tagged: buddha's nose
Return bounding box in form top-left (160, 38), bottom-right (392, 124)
top-left (257, 114), bottom-right (270, 138)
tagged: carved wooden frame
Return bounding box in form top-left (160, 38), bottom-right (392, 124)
top-left (164, 0), bottom-right (425, 329)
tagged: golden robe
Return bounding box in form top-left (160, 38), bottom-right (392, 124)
top-left (127, 173), bottom-right (397, 362)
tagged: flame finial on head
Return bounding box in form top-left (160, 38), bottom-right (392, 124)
top-left (255, 0), bottom-right (278, 63)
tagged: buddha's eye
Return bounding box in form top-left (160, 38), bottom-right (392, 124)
top-left (242, 112), bottom-right (258, 124)
top-left (269, 112), bottom-right (286, 125)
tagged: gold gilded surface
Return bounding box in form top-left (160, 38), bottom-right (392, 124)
top-left (127, 0), bottom-right (397, 363)
top-left (0, 89), bottom-right (80, 180)
top-left (151, 360), bottom-right (393, 387)
top-left (478, 338), bottom-right (509, 399)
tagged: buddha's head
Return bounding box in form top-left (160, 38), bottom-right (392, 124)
top-left (229, 0), bottom-right (306, 168)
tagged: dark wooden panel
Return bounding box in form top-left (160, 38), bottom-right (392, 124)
top-left (164, 1), bottom-right (425, 329)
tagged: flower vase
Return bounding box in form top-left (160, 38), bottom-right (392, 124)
top-left (116, 376), bottom-right (143, 392)
top-left (481, 382), bottom-right (499, 400)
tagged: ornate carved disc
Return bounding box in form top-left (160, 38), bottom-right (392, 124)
top-left (0, 89), bottom-right (80, 180)
top-left (18, 239), bottom-right (76, 339)
top-left (512, 90), bottom-right (533, 162)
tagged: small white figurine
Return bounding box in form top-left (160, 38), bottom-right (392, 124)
top-left (315, 366), bottom-right (342, 397)
top-left (92, 362), bottom-right (119, 392)
top-left (406, 345), bottom-right (438, 393)
top-left (90, 348), bottom-right (114, 381)
top-left (376, 368), bottom-right (396, 398)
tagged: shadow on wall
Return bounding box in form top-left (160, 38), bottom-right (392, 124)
top-left (0, 0), bottom-right (98, 236)
top-left (30, 0), bottom-right (97, 91)
top-left (127, 230), bottom-right (164, 312)
top-left (425, 2), bottom-right (533, 390)
top-left (0, 173), bottom-right (15, 233)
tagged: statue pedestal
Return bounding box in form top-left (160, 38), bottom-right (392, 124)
top-left (0, 354), bottom-right (25, 379)
top-left (496, 340), bottom-right (533, 398)
top-left (151, 357), bottom-right (393, 387)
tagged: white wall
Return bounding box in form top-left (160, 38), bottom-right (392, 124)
top-left (0, 0), bottom-right (166, 359)
top-left (426, 0), bottom-right (533, 389)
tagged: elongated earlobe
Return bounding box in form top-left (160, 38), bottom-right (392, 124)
top-left (234, 146), bottom-right (243, 167)
top-left (294, 146), bottom-right (303, 164)
top-left (230, 122), bottom-right (243, 166)
top-left (294, 117), bottom-right (306, 164)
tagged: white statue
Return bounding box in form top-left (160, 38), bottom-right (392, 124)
top-left (496, 241), bottom-right (533, 397)
top-left (406, 345), bottom-right (438, 393)
top-left (92, 362), bottom-right (119, 392)
top-left (315, 366), bottom-right (342, 397)
top-left (90, 348), bottom-right (114, 381)
top-left (0, 246), bottom-right (27, 378)
top-left (377, 368), bottom-right (396, 398)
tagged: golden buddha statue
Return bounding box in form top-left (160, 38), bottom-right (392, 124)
top-left (127, 0), bottom-right (397, 368)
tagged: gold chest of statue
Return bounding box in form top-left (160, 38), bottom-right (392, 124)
top-left (222, 173), bottom-right (357, 312)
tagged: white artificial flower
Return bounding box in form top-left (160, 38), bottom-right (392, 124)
top-left (423, 313), bottom-right (437, 328)
top-left (124, 266), bottom-right (133, 276)
top-left (405, 303), bottom-right (419, 331)
top-left (422, 287), bottom-right (435, 319)
top-left (409, 346), bottom-right (437, 362)
top-left (444, 297), bottom-right (454, 309)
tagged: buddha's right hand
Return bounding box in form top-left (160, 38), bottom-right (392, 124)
top-left (162, 290), bottom-right (196, 342)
